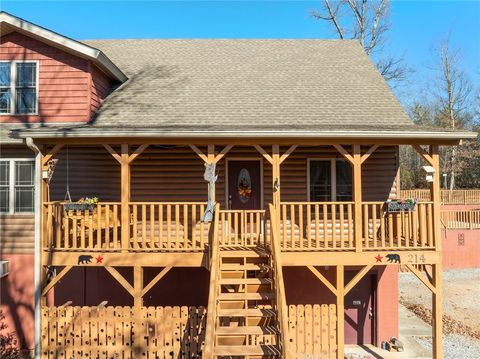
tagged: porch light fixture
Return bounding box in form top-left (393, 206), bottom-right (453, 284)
top-left (423, 165), bottom-right (436, 183)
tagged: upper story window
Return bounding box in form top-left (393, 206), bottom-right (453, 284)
top-left (0, 159), bottom-right (35, 214)
top-left (0, 62), bottom-right (38, 115)
top-left (309, 159), bottom-right (352, 201)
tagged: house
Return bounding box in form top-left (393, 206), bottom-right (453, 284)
top-left (0, 11), bottom-right (476, 359)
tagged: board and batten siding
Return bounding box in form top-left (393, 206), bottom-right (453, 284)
top-left (0, 31), bottom-right (114, 124)
top-left (0, 146), bottom-right (35, 254)
top-left (48, 145), bottom-right (398, 205)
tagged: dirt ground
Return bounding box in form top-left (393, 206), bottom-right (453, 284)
top-left (399, 269), bottom-right (480, 333)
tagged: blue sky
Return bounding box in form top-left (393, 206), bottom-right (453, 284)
top-left (2, 1), bottom-right (479, 105)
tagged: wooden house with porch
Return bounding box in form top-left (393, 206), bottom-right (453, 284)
top-left (0, 11), bottom-right (476, 359)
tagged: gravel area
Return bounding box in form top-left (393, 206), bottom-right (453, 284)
top-left (414, 334), bottom-right (480, 359)
top-left (399, 269), bottom-right (480, 332)
top-left (399, 269), bottom-right (480, 358)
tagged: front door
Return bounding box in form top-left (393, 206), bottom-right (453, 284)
top-left (227, 160), bottom-right (261, 210)
top-left (344, 272), bottom-right (376, 345)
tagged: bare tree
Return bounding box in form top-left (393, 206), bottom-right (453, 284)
top-left (311, 0), bottom-right (409, 85)
top-left (434, 36), bottom-right (472, 190)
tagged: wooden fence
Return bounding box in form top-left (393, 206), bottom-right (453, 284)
top-left (440, 210), bottom-right (480, 229)
top-left (42, 304), bottom-right (337, 359)
top-left (401, 189), bottom-right (480, 205)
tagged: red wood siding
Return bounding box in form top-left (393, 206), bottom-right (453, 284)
top-left (90, 64), bottom-right (114, 115)
top-left (0, 31), bottom-right (114, 123)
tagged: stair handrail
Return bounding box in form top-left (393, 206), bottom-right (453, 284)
top-left (269, 203), bottom-right (291, 359)
top-left (204, 203), bottom-right (220, 358)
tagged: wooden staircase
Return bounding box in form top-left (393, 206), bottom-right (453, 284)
top-left (211, 248), bottom-right (282, 358)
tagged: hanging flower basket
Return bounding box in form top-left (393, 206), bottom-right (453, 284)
top-left (385, 199), bottom-right (417, 213)
top-left (63, 203), bottom-right (96, 212)
top-left (63, 197), bottom-right (98, 212)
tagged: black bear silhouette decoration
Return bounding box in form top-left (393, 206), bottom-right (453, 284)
top-left (386, 254), bottom-right (401, 263)
top-left (78, 255), bottom-right (93, 264)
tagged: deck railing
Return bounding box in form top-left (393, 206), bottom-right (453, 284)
top-left (43, 202), bottom-right (209, 251)
top-left (218, 209), bottom-right (266, 247)
top-left (129, 202), bottom-right (209, 251)
top-left (279, 201), bottom-right (436, 251)
top-left (440, 209), bottom-right (480, 229)
top-left (44, 202), bottom-right (122, 251)
top-left (401, 189), bottom-right (480, 205)
top-left (44, 201), bottom-right (438, 253)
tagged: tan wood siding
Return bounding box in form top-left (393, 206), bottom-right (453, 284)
top-left (0, 214), bottom-right (35, 253)
top-left (48, 145), bottom-right (397, 205)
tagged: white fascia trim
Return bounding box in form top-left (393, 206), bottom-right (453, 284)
top-left (0, 12), bottom-right (127, 82)
top-left (16, 129), bottom-right (478, 140)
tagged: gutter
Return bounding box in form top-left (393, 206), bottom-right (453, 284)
top-left (25, 137), bottom-right (41, 359)
top-left (15, 129), bottom-right (478, 141)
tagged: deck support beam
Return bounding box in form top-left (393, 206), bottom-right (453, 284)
top-left (432, 263), bottom-right (443, 359)
top-left (41, 265), bottom-right (73, 297)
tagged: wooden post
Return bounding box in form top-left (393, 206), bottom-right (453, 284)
top-left (272, 145), bottom-right (281, 217)
top-left (430, 145), bottom-right (441, 251)
top-left (121, 144), bottom-right (130, 251)
top-left (352, 145), bottom-right (363, 252)
top-left (207, 144), bottom-right (216, 201)
top-left (336, 265), bottom-right (345, 359)
top-left (432, 263), bottom-right (443, 359)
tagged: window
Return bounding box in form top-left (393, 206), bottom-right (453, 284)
top-left (0, 160), bottom-right (35, 213)
top-left (0, 62), bottom-right (38, 115)
top-left (309, 159), bottom-right (352, 201)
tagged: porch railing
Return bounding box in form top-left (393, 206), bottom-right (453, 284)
top-left (401, 189), bottom-right (480, 205)
top-left (278, 201), bottom-right (436, 251)
top-left (44, 201), bottom-right (438, 252)
top-left (217, 209), bottom-right (266, 247)
top-left (43, 202), bottom-right (210, 251)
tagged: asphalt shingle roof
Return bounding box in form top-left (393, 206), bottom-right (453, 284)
top-left (83, 39), bottom-right (414, 130)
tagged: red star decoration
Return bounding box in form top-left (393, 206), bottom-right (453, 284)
top-left (375, 254), bottom-right (383, 263)
top-left (95, 255), bottom-right (104, 264)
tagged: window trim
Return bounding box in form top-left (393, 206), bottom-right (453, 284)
top-left (0, 60), bottom-right (39, 116)
top-left (0, 158), bottom-right (35, 214)
top-left (307, 158), bottom-right (352, 202)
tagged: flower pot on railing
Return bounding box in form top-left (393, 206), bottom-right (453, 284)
top-left (385, 199), bottom-right (417, 213)
top-left (63, 203), bottom-right (96, 212)
top-left (63, 197), bottom-right (99, 212)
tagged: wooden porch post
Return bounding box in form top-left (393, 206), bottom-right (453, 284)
top-left (352, 145), bottom-right (363, 252)
top-left (432, 263), bottom-right (443, 359)
top-left (430, 145), bottom-right (441, 251)
top-left (336, 265), bottom-right (345, 359)
top-left (430, 145), bottom-right (443, 359)
top-left (121, 144), bottom-right (130, 251)
top-left (272, 145), bottom-right (281, 214)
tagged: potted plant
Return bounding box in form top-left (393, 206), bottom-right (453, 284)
top-left (63, 197), bottom-right (99, 212)
top-left (385, 198), bottom-right (417, 213)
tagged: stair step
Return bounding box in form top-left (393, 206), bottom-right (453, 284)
top-left (219, 278), bottom-right (271, 285)
top-left (220, 250), bottom-right (269, 258)
top-left (218, 292), bottom-right (274, 301)
top-left (218, 309), bottom-right (276, 317)
top-left (221, 263), bottom-right (269, 271)
top-left (216, 326), bottom-right (279, 335)
top-left (214, 345), bottom-right (280, 356)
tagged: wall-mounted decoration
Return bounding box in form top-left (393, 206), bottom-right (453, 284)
top-left (203, 162), bottom-right (218, 222)
top-left (77, 255), bottom-right (93, 264)
top-left (375, 254), bottom-right (383, 263)
top-left (237, 168), bottom-right (252, 203)
top-left (95, 255), bottom-right (104, 264)
top-left (386, 254), bottom-right (401, 263)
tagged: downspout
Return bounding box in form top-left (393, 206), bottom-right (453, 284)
top-left (26, 137), bottom-right (41, 359)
